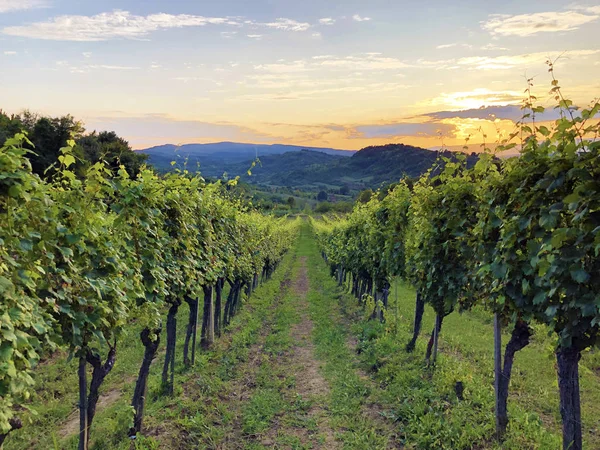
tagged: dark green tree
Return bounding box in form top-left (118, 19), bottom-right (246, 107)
top-left (77, 131), bottom-right (147, 178)
top-left (286, 196), bottom-right (296, 209)
top-left (356, 189), bottom-right (373, 203)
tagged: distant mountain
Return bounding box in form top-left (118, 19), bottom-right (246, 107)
top-left (232, 144), bottom-right (479, 189)
top-left (227, 149), bottom-right (346, 186)
top-left (139, 142), bottom-right (353, 174)
top-left (139, 142), bottom-right (478, 190)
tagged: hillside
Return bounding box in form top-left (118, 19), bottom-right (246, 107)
top-left (140, 142), bottom-right (353, 174)
top-left (234, 144), bottom-right (478, 189)
top-left (140, 142), bottom-right (479, 190)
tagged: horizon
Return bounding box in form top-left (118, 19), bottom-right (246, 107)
top-left (1, 0), bottom-right (599, 150)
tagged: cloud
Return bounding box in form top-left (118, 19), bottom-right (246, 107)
top-left (82, 52), bottom-right (92, 58)
top-left (84, 114), bottom-right (263, 148)
top-left (229, 81), bottom-right (411, 102)
top-left (247, 34), bottom-right (262, 39)
top-left (352, 14), bottom-right (371, 22)
top-left (89, 65), bottom-right (138, 70)
top-left (572, 5), bottom-right (600, 14)
top-left (416, 49), bottom-right (599, 71)
top-left (172, 76), bottom-right (221, 83)
top-left (353, 122), bottom-right (456, 139)
top-left (0, 0), bottom-right (47, 13)
top-left (482, 10), bottom-right (599, 36)
top-left (259, 18), bottom-right (310, 32)
top-left (57, 63), bottom-right (139, 73)
top-left (317, 54), bottom-right (410, 70)
top-left (252, 54), bottom-right (411, 74)
top-left (436, 43), bottom-right (473, 50)
top-left (3, 50), bottom-right (17, 55)
top-left (455, 49), bottom-right (599, 70)
top-left (480, 43), bottom-right (509, 51)
top-left (427, 88), bottom-right (524, 109)
top-left (319, 18), bottom-right (335, 25)
top-left (2, 9), bottom-right (242, 41)
top-left (425, 105), bottom-right (564, 122)
top-left (311, 32), bottom-right (322, 38)
top-left (254, 60), bottom-right (310, 73)
top-left (220, 31), bottom-right (237, 38)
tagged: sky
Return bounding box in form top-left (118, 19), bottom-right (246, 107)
top-left (0, 0), bottom-right (599, 150)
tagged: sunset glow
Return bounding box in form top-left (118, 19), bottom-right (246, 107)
top-left (1, 0), bottom-right (598, 150)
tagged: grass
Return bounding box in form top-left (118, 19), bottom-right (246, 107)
top-left (6, 246), bottom-right (297, 450)
top-left (335, 275), bottom-right (600, 449)
top-left (380, 279), bottom-right (600, 448)
top-left (6, 224), bottom-right (600, 450)
top-left (300, 225), bottom-right (397, 449)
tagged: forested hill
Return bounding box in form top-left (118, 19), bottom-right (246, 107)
top-left (140, 142), bottom-right (353, 172)
top-left (144, 143), bottom-right (476, 189)
top-left (0, 109), bottom-right (476, 190)
top-left (197, 143), bottom-right (479, 189)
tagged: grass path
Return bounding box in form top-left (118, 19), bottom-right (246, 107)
top-left (212, 225), bottom-right (399, 449)
top-left (300, 227), bottom-right (402, 449)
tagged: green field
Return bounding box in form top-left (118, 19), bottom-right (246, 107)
top-left (6, 224), bottom-right (599, 449)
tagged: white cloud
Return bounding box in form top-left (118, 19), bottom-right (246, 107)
top-left (414, 49), bottom-right (599, 71)
top-left (150, 62), bottom-right (161, 69)
top-left (254, 53), bottom-right (412, 74)
top-left (456, 49), bottom-right (599, 70)
top-left (2, 9), bottom-right (314, 41)
top-left (87, 65), bottom-right (138, 70)
top-left (571, 4), bottom-right (600, 14)
top-left (312, 32), bottom-right (322, 38)
top-left (259, 18), bottom-right (310, 32)
top-left (3, 50), bottom-right (17, 55)
top-left (482, 10), bottom-right (599, 36)
top-left (352, 14), bottom-right (371, 22)
top-left (254, 60), bottom-right (310, 73)
top-left (230, 81), bottom-right (411, 102)
top-left (317, 54), bottom-right (410, 70)
top-left (247, 34), bottom-right (262, 39)
top-left (82, 52), bottom-right (92, 58)
top-left (2, 9), bottom-right (242, 41)
top-left (172, 76), bottom-right (219, 83)
top-left (480, 43), bottom-right (509, 51)
top-left (428, 88), bottom-right (524, 109)
top-left (319, 18), bottom-right (335, 25)
top-left (436, 43), bottom-right (473, 50)
top-left (55, 63), bottom-right (140, 73)
top-left (0, 0), bottom-right (47, 13)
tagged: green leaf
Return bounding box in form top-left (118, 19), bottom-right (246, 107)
top-left (538, 126), bottom-right (550, 137)
top-left (570, 268), bottom-right (590, 284)
top-left (19, 239), bottom-right (33, 252)
top-left (533, 291), bottom-right (546, 305)
top-left (63, 154), bottom-right (76, 168)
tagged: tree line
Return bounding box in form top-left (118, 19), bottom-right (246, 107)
top-left (0, 131), bottom-right (298, 449)
top-left (311, 74), bottom-right (599, 450)
top-left (0, 109), bottom-right (147, 179)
